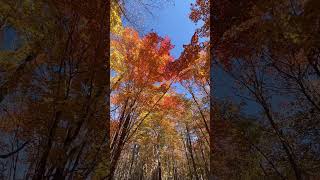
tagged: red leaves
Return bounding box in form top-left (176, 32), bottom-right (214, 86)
top-left (159, 37), bottom-right (175, 58)
top-left (159, 95), bottom-right (182, 110)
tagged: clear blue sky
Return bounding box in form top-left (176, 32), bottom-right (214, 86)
top-left (143, 0), bottom-right (200, 59)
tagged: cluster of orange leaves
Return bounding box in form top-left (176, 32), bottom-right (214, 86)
top-left (112, 28), bottom-right (174, 86)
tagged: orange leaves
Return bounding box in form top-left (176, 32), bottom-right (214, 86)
top-left (158, 94), bottom-right (185, 116)
top-left (111, 28), bottom-right (174, 87)
top-left (160, 95), bottom-right (180, 109)
top-left (178, 49), bottom-right (209, 84)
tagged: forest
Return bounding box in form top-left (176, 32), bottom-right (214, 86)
top-left (0, 0), bottom-right (319, 180)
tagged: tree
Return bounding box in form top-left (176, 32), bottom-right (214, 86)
top-left (0, 0), bottom-right (110, 179)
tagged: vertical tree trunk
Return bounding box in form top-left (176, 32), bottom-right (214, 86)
top-left (108, 113), bottom-right (131, 179)
top-left (33, 111), bottom-right (61, 180)
top-left (182, 136), bottom-right (193, 180)
top-left (259, 99), bottom-right (301, 180)
top-left (128, 144), bottom-right (137, 179)
top-left (186, 124), bottom-right (200, 180)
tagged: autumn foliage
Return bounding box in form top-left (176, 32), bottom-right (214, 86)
top-left (1, 0), bottom-right (320, 179)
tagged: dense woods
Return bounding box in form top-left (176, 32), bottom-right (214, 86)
top-left (0, 0), bottom-right (110, 179)
top-left (0, 0), bottom-right (319, 179)
top-left (209, 0), bottom-right (320, 179)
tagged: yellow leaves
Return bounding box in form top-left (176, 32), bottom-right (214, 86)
top-left (110, 47), bottom-right (125, 74)
top-left (139, 111), bottom-right (150, 121)
top-left (1, 1), bottom-right (56, 41)
top-left (110, 28), bottom-right (139, 75)
top-left (111, 0), bottom-right (123, 35)
top-left (283, 30), bottom-right (302, 44)
top-left (179, 49), bottom-right (209, 84)
top-left (223, 16), bottom-right (260, 40)
top-left (196, 50), bottom-right (209, 80)
top-left (0, 43), bottom-right (34, 71)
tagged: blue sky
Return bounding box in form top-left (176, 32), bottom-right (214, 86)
top-left (0, 27), bottom-right (20, 50)
top-left (142, 0), bottom-right (200, 59)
